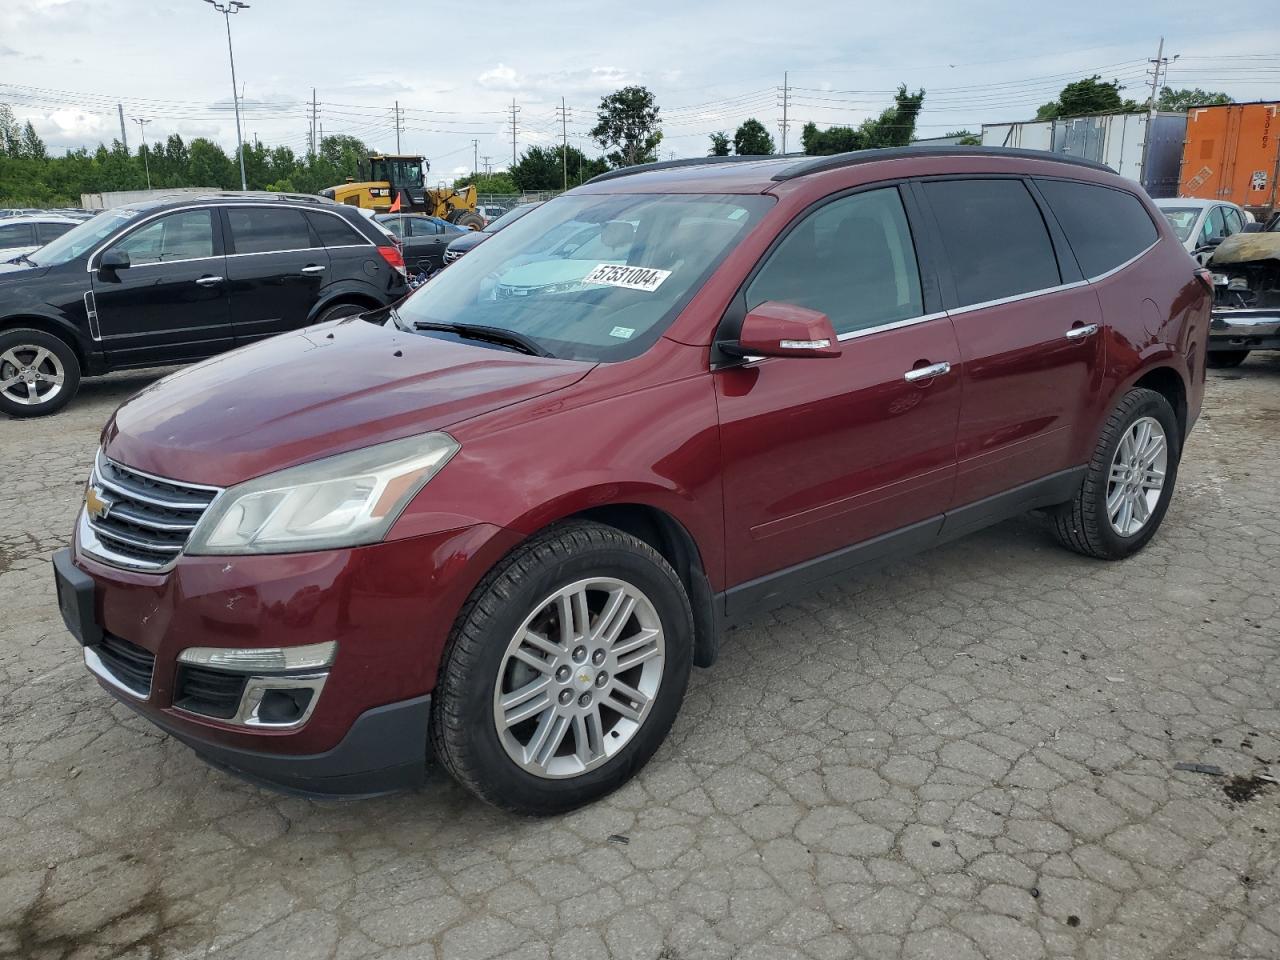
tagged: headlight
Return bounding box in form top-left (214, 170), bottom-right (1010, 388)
top-left (186, 433), bottom-right (459, 555)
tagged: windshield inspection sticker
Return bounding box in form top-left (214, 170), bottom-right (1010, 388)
top-left (609, 326), bottom-right (635, 339)
top-left (583, 264), bottom-right (672, 293)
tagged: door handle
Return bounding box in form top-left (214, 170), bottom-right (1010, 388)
top-left (194, 276), bottom-right (224, 287)
top-left (903, 361), bottom-right (951, 383)
top-left (1065, 323), bottom-right (1099, 340)
top-left (301, 264), bottom-right (326, 276)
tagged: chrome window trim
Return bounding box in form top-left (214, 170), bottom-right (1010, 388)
top-left (836, 310), bottom-right (949, 342)
top-left (948, 280), bottom-right (1090, 317)
top-left (1084, 238), bottom-right (1160, 283)
top-left (86, 202), bottom-right (374, 271)
top-left (84, 645), bottom-right (151, 700)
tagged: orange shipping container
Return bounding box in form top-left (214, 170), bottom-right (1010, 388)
top-left (1179, 102), bottom-right (1280, 215)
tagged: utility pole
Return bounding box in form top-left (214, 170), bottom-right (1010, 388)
top-left (472, 139), bottom-right (479, 177)
top-left (556, 98), bottom-right (571, 191)
top-left (509, 99), bottom-right (520, 168)
top-left (393, 100), bottom-right (403, 152)
top-left (1140, 38), bottom-right (1177, 188)
top-left (117, 104), bottom-right (129, 152)
top-left (481, 155), bottom-right (492, 176)
top-left (132, 118), bottom-right (152, 188)
top-left (310, 87), bottom-right (317, 158)
top-left (777, 71), bottom-right (790, 154)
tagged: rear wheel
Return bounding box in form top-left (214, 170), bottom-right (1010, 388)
top-left (315, 302), bottom-right (367, 323)
top-left (1050, 388), bottom-right (1180, 560)
top-left (432, 521), bottom-right (693, 814)
top-left (1207, 350), bottom-right (1249, 368)
top-left (0, 328), bottom-right (80, 418)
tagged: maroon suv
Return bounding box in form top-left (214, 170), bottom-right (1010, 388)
top-left (53, 146), bottom-right (1210, 813)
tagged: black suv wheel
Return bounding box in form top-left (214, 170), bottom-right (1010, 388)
top-left (0, 328), bottom-right (81, 418)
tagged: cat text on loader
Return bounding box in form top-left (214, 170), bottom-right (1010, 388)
top-left (320, 154), bottom-right (484, 229)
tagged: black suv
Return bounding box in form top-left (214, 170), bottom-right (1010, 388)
top-left (0, 193), bottom-right (408, 417)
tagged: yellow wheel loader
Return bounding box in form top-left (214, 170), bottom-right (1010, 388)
top-left (321, 155), bottom-right (484, 229)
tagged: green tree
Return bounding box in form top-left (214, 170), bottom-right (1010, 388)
top-left (454, 172), bottom-right (519, 194)
top-left (591, 85), bottom-right (662, 168)
top-left (1036, 76), bottom-right (1139, 120)
top-left (733, 118), bottom-right (774, 155)
top-left (708, 131), bottom-right (731, 157)
top-left (1156, 87), bottom-right (1233, 111)
top-left (18, 122), bottom-right (46, 161)
top-left (944, 129), bottom-right (982, 145)
top-left (802, 86), bottom-right (926, 155)
top-left (188, 138), bottom-right (237, 188)
top-left (0, 104), bottom-right (20, 158)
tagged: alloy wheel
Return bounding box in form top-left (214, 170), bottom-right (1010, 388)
top-left (493, 577), bottom-right (665, 779)
top-left (1106, 416), bottom-right (1167, 537)
top-left (0, 345), bottom-right (64, 407)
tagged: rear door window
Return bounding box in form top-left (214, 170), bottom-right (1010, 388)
top-left (226, 207), bottom-right (315, 254)
top-left (747, 186), bottom-right (923, 336)
top-left (1200, 206), bottom-right (1227, 246)
top-left (409, 218), bottom-right (441, 237)
top-left (921, 179), bottom-right (1060, 307)
top-left (1035, 179), bottom-right (1159, 277)
top-left (307, 212), bottom-right (367, 247)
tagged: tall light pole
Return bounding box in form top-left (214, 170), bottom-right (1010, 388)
top-left (202, 0), bottom-right (249, 191)
top-left (132, 118), bottom-right (152, 189)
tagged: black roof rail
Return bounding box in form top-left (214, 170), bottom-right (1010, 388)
top-left (771, 145), bottom-right (1115, 181)
top-left (584, 154), bottom-right (798, 185)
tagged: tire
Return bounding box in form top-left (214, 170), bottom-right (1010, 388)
top-left (1050, 388), bottom-right (1180, 560)
top-left (315, 302), bottom-right (367, 323)
top-left (431, 521), bottom-right (694, 815)
top-left (1207, 350), bottom-right (1249, 368)
top-left (0, 328), bottom-right (81, 418)
top-left (451, 211), bottom-right (484, 231)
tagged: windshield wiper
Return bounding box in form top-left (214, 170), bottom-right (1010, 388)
top-left (412, 320), bottom-right (551, 358)
top-left (8, 252), bottom-right (37, 267)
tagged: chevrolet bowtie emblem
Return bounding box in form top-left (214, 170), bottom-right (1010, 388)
top-left (85, 485), bottom-right (113, 521)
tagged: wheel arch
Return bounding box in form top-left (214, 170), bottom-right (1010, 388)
top-left (306, 288), bottom-right (385, 324)
top-left (0, 313), bottom-right (91, 370)
top-left (538, 502), bottom-right (721, 669)
top-left (1130, 365), bottom-right (1188, 442)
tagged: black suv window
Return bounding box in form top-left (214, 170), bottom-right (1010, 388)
top-left (747, 187), bottom-right (923, 336)
top-left (1036, 179), bottom-right (1158, 278)
top-left (227, 207), bottom-right (315, 254)
top-left (922, 179), bottom-right (1060, 307)
top-left (108, 210), bottom-right (215, 265)
top-left (409, 218), bottom-right (441, 237)
top-left (307, 211), bottom-right (366, 247)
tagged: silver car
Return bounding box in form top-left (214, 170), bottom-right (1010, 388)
top-left (1153, 198), bottom-right (1250, 264)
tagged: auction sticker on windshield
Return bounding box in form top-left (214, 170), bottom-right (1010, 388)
top-left (583, 264), bottom-right (672, 293)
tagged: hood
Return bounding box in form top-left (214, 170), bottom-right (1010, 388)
top-left (447, 231), bottom-right (488, 253)
top-left (1209, 232), bottom-right (1280, 267)
top-left (103, 317), bottom-right (592, 487)
top-left (0, 260), bottom-right (46, 283)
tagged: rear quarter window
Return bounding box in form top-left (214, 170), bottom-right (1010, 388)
top-left (307, 211), bottom-right (368, 247)
top-left (1035, 179), bottom-right (1158, 278)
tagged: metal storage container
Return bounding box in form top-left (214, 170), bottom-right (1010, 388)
top-left (1179, 102), bottom-right (1280, 215)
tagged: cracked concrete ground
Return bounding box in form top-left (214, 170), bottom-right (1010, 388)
top-left (1, 357), bottom-right (1278, 960)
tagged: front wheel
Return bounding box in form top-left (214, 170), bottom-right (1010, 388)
top-left (1050, 387), bottom-right (1180, 560)
top-left (431, 522), bottom-right (693, 814)
top-left (0, 328), bottom-right (81, 418)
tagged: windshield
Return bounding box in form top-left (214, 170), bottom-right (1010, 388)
top-left (396, 192), bottom-right (771, 361)
top-left (27, 208), bottom-right (137, 266)
top-left (1159, 207), bottom-right (1200, 242)
top-left (483, 202), bottom-right (540, 234)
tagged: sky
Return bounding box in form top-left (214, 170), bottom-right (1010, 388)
top-left (2, 0), bottom-right (1278, 183)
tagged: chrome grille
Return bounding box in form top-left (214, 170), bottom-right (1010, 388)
top-left (442, 248), bottom-right (463, 264)
top-left (83, 452), bottom-right (221, 571)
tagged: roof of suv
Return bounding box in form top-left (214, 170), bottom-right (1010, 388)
top-left (582, 145), bottom-right (1117, 193)
top-left (119, 191), bottom-right (345, 214)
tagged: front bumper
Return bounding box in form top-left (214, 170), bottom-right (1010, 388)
top-left (53, 519), bottom-right (521, 797)
top-left (1209, 309), bottom-right (1280, 352)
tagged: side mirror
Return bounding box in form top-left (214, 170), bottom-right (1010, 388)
top-left (99, 248), bottom-right (130, 272)
top-left (1242, 222), bottom-right (1263, 233)
top-left (725, 301), bottom-right (841, 359)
